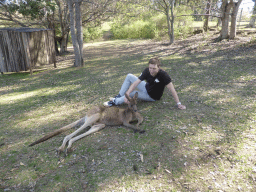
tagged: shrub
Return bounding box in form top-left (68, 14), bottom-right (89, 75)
top-left (174, 5), bottom-right (194, 38)
top-left (111, 20), bottom-right (156, 39)
top-left (83, 27), bottom-right (103, 42)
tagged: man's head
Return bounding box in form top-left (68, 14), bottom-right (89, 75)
top-left (148, 57), bottom-right (160, 77)
top-left (148, 57), bottom-right (161, 68)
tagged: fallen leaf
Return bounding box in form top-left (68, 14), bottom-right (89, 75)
top-left (140, 154), bottom-right (143, 162)
top-left (165, 169), bottom-right (171, 174)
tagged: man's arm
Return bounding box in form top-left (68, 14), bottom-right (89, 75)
top-left (166, 82), bottom-right (186, 110)
top-left (125, 79), bottom-right (142, 103)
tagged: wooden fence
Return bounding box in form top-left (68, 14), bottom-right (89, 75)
top-left (0, 28), bottom-right (56, 74)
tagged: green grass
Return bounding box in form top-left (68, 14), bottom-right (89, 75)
top-left (0, 32), bottom-right (256, 191)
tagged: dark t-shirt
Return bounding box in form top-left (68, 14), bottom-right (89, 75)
top-left (138, 68), bottom-right (172, 100)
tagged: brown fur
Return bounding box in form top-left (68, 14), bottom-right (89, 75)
top-left (29, 93), bottom-right (144, 155)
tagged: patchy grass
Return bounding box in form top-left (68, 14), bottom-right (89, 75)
top-left (0, 32), bottom-right (255, 191)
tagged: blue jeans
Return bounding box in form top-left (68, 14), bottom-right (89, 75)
top-left (115, 73), bottom-right (155, 105)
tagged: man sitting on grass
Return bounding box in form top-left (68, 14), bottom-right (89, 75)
top-left (104, 57), bottom-right (186, 110)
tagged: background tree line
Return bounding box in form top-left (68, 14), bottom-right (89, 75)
top-left (0, 0), bottom-right (255, 67)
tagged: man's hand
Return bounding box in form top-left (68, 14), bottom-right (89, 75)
top-left (178, 104), bottom-right (186, 110)
top-left (124, 97), bottom-right (130, 104)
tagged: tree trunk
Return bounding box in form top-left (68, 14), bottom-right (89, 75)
top-left (248, 1), bottom-right (256, 28)
top-left (60, 34), bottom-right (68, 53)
top-left (170, 0), bottom-right (174, 44)
top-left (230, 0), bottom-right (242, 39)
top-left (166, 4), bottom-right (172, 43)
top-left (219, 0), bottom-right (233, 40)
top-left (75, 0), bottom-right (83, 66)
top-left (166, 0), bottom-right (175, 44)
top-left (68, 0), bottom-right (83, 67)
top-left (203, 0), bottom-right (212, 32)
top-left (217, 17), bottom-right (222, 28)
top-left (55, 0), bottom-right (70, 54)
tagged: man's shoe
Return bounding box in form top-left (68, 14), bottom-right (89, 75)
top-left (113, 94), bottom-right (121, 99)
top-left (104, 94), bottom-right (121, 107)
top-left (104, 100), bottom-right (117, 107)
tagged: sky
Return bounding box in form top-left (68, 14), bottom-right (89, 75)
top-left (240, 0), bottom-right (255, 12)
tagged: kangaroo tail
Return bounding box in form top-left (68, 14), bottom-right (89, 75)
top-left (29, 117), bottom-right (86, 147)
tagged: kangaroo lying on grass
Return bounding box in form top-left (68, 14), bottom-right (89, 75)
top-left (29, 92), bottom-right (144, 155)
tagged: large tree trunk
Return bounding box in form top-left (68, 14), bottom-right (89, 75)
top-left (68, 0), bottom-right (83, 67)
top-left (219, 0), bottom-right (233, 40)
top-left (230, 0), bottom-right (242, 39)
top-left (248, 1), bottom-right (256, 28)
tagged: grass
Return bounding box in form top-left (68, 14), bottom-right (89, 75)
top-left (0, 32), bottom-right (256, 191)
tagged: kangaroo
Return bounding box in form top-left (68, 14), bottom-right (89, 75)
top-left (29, 92), bottom-right (144, 155)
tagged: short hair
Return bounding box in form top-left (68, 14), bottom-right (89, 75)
top-left (148, 57), bottom-right (161, 68)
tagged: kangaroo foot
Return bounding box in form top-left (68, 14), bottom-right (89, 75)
top-left (57, 146), bottom-right (65, 156)
top-left (64, 147), bottom-right (73, 156)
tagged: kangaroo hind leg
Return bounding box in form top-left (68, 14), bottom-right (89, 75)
top-left (58, 114), bottom-right (100, 154)
top-left (65, 123), bottom-right (106, 155)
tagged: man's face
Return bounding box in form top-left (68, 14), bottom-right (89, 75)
top-left (149, 64), bottom-right (159, 77)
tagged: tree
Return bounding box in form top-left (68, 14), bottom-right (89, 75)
top-left (81, 0), bottom-right (119, 26)
top-left (229, 0), bottom-right (242, 39)
top-left (151, 0), bottom-right (222, 43)
top-left (203, 0), bottom-right (212, 31)
top-left (1, 0), bottom-right (119, 56)
top-left (248, 0), bottom-right (256, 28)
top-left (151, 0), bottom-right (175, 44)
top-left (68, 0), bottom-right (119, 67)
top-left (55, 0), bottom-right (70, 54)
top-left (219, 0), bottom-right (242, 40)
top-left (68, 0), bottom-right (83, 67)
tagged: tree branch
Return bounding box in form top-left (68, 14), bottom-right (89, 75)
top-left (175, 13), bottom-right (222, 18)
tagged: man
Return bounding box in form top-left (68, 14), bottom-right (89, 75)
top-left (104, 57), bottom-right (186, 110)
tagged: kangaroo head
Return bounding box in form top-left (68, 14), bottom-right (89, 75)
top-left (125, 92), bottom-right (138, 112)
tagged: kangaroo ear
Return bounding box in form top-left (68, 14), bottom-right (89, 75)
top-left (134, 92), bottom-right (138, 99)
top-left (125, 93), bottom-right (131, 101)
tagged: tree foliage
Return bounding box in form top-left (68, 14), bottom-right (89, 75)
top-left (0, 0), bottom-right (55, 26)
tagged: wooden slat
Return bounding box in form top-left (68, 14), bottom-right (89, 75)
top-left (21, 32), bottom-right (32, 75)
